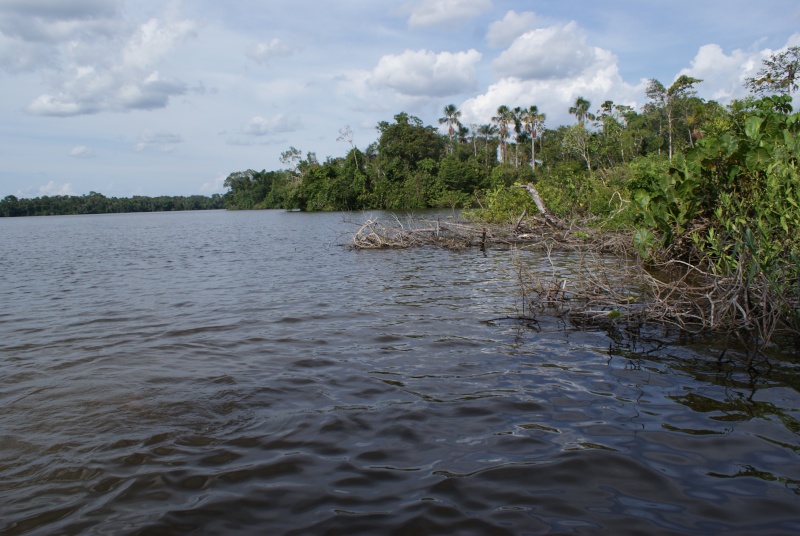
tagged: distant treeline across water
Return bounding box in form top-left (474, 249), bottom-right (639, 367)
top-left (0, 192), bottom-right (225, 217)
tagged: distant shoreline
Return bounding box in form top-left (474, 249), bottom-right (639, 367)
top-left (0, 192), bottom-right (225, 217)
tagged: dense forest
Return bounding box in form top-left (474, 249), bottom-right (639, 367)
top-left (0, 192), bottom-right (224, 217)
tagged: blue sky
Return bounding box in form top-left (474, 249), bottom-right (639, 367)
top-left (1, 0), bottom-right (798, 198)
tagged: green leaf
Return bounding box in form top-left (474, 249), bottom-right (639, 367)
top-left (745, 115), bottom-right (765, 139)
top-left (633, 228), bottom-right (655, 257)
top-left (745, 147), bottom-right (771, 169)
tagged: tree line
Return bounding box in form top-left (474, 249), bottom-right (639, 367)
top-left (0, 192), bottom-right (225, 217)
top-left (223, 47), bottom-right (799, 223)
top-left (221, 74), bottom-right (728, 216)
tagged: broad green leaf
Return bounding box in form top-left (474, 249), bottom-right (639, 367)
top-left (633, 228), bottom-right (655, 257)
top-left (745, 115), bottom-right (765, 139)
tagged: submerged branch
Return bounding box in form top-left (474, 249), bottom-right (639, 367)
top-left (348, 213), bottom-right (619, 253)
top-left (347, 213), bottom-right (799, 353)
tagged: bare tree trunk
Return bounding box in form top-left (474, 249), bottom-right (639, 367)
top-left (518, 184), bottom-right (569, 230)
top-left (520, 183), bottom-right (548, 215)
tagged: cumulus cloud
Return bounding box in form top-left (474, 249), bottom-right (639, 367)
top-left (455, 15), bottom-right (649, 128)
top-left (678, 33), bottom-right (800, 101)
top-left (69, 145), bottom-right (97, 158)
top-left (134, 129), bottom-right (183, 152)
top-left (408, 0), bottom-right (492, 27)
top-left (494, 21), bottom-right (600, 80)
top-left (369, 48), bottom-right (481, 97)
top-left (199, 173), bottom-right (226, 195)
top-left (37, 180), bottom-right (75, 196)
top-left (0, 0), bottom-right (123, 72)
top-left (486, 10), bottom-right (541, 48)
top-left (246, 38), bottom-right (294, 64)
top-left (18, 13), bottom-right (195, 116)
top-left (242, 114), bottom-right (302, 136)
top-left (225, 114), bottom-right (303, 146)
top-left (0, 0), bottom-right (121, 44)
top-left (676, 44), bottom-right (756, 101)
top-left (463, 45), bottom-right (641, 127)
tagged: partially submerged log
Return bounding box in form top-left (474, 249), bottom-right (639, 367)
top-left (517, 183), bottom-right (570, 230)
top-left (348, 213), bottom-right (612, 252)
top-left (350, 216), bottom-right (486, 250)
top-left (519, 183), bottom-right (548, 215)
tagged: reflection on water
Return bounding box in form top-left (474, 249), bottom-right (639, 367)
top-left (1, 210), bottom-right (799, 535)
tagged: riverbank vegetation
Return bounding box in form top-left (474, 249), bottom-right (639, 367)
top-left (0, 192), bottom-right (224, 217)
top-left (338, 49), bottom-right (800, 354)
top-left (344, 89), bottom-right (800, 354)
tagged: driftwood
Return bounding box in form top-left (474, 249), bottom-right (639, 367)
top-left (350, 216), bottom-right (485, 250)
top-left (517, 183), bottom-right (570, 230)
top-left (348, 213), bottom-right (612, 252)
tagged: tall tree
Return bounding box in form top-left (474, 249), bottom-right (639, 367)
top-left (520, 105), bottom-right (546, 171)
top-left (646, 76), bottom-right (703, 159)
top-left (492, 105), bottom-right (514, 165)
top-left (511, 107), bottom-right (525, 168)
top-left (376, 112), bottom-right (443, 182)
top-left (438, 104), bottom-right (463, 153)
top-left (746, 46), bottom-right (800, 96)
top-left (337, 125), bottom-right (359, 169)
top-left (476, 123), bottom-right (498, 167)
top-left (569, 96), bottom-right (594, 126)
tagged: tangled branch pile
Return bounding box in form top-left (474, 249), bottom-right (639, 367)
top-left (347, 211), bottom-right (798, 355)
top-left (348, 213), bottom-right (630, 252)
top-left (349, 216), bottom-right (484, 249)
top-left (516, 244), bottom-right (800, 354)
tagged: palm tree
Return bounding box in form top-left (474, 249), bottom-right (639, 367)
top-left (569, 96), bottom-right (594, 126)
top-left (512, 107), bottom-right (525, 168)
top-left (477, 123), bottom-right (497, 166)
top-left (521, 105), bottom-right (546, 171)
top-left (438, 104), bottom-right (462, 153)
top-left (492, 105), bottom-right (514, 165)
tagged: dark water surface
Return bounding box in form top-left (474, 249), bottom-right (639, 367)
top-left (1, 210), bottom-right (799, 535)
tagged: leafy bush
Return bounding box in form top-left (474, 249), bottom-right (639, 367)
top-left (465, 186), bottom-right (537, 223)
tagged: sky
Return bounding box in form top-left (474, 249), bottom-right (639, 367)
top-left (1, 0), bottom-right (799, 199)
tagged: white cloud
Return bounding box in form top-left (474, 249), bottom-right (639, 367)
top-left (199, 173), bottom-right (226, 194)
top-left (494, 21), bottom-right (598, 80)
top-left (463, 17), bottom-right (647, 127)
top-left (486, 10), bottom-right (541, 48)
top-left (134, 129), bottom-right (183, 152)
top-left (0, 0), bottom-right (123, 72)
top-left (69, 145), bottom-right (97, 158)
top-left (246, 38), bottom-right (294, 65)
top-left (242, 114), bottom-right (302, 136)
top-left (0, 0), bottom-right (122, 44)
top-left (463, 48), bottom-right (642, 127)
top-left (37, 180), bottom-right (75, 196)
top-left (24, 16), bottom-right (195, 116)
top-left (678, 33), bottom-right (800, 101)
top-left (408, 0), bottom-right (492, 27)
top-left (369, 48), bottom-right (481, 97)
top-left (676, 44), bottom-right (756, 101)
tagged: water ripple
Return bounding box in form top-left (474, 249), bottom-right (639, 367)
top-left (1, 211), bottom-right (799, 535)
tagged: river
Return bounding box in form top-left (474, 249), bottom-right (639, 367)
top-left (1, 210), bottom-right (798, 535)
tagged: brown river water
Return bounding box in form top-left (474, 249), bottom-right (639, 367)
top-left (1, 210), bottom-right (799, 535)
